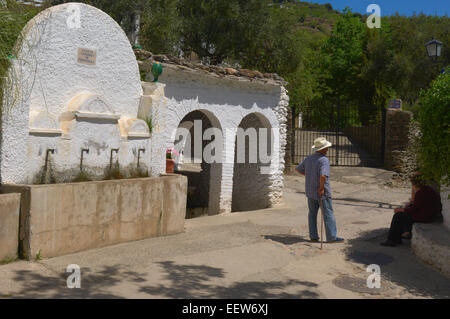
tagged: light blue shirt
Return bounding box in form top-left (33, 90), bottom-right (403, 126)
top-left (296, 152), bottom-right (332, 201)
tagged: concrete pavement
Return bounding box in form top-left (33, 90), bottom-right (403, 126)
top-left (1, 168), bottom-right (449, 299)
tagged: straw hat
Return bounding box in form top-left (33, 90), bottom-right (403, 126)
top-left (312, 137), bottom-right (332, 152)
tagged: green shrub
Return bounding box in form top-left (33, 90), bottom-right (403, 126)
top-left (140, 115), bottom-right (153, 134)
top-left (417, 69), bottom-right (450, 187)
top-left (0, 1), bottom-right (39, 112)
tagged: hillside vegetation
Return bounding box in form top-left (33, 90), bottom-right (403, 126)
top-left (2, 0), bottom-right (449, 125)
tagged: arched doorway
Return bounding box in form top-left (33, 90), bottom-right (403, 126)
top-left (232, 113), bottom-right (273, 212)
top-left (173, 110), bottom-right (223, 218)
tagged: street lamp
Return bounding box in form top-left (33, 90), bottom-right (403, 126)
top-left (425, 37), bottom-right (443, 61)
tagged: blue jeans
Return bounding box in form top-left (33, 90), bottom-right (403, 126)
top-left (307, 197), bottom-right (337, 241)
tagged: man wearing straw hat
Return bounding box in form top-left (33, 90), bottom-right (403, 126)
top-left (296, 137), bottom-right (344, 244)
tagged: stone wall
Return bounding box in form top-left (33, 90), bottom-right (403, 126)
top-left (384, 109), bottom-right (417, 174)
top-left (1, 175), bottom-right (187, 259)
top-left (0, 193), bottom-right (21, 261)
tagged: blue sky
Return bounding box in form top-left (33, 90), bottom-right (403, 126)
top-left (310, 0), bottom-right (449, 16)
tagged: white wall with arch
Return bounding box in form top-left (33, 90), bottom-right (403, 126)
top-left (0, 3), bottom-right (289, 217)
top-left (152, 67), bottom-right (289, 214)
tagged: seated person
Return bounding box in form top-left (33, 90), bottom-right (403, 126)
top-left (381, 173), bottom-right (442, 247)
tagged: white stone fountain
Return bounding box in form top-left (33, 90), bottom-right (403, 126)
top-left (1, 3), bottom-right (155, 184)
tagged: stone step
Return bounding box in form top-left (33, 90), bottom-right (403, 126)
top-left (411, 223), bottom-right (450, 278)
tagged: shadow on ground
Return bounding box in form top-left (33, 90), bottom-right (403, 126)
top-left (5, 261), bottom-right (321, 299)
top-left (344, 228), bottom-right (450, 298)
top-left (294, 191), bottom-right (401, 210)
top-left (139, 261), bottom-right (320, 298)
top-left (333, 197), bottom-right (401, 209)
top-left (263, 234), bottom-right (311, 245)
top-left (6, 265), bottom-right (146, 298)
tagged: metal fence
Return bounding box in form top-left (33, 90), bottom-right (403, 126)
top-left (292, 105), bottom-right (386, 167)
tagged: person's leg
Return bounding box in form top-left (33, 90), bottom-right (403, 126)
top-left (400, 213), bottom-right (414, 238)
top-left (321, 197), bottom-right (338, 241)
top-left (405, 213), bottom-right (414, 233)
top-left (387, 213), bottom-right (404, 244)
top-left (307, 198), bottom-right (320, 240)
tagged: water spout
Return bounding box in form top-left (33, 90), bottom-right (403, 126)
top-left (110, 148), bottom-right (119, 171)
top-left (80, 148), bottom-right (89, 171)
top-left (37, 148), bottom-right (56, 184)
top-left (44, 149), bottom-right (55, 173)
top-left (137, 148), bottom-right (145, 168)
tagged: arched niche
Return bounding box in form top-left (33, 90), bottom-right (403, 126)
top-left (232, 112), bottom-right (274, 212)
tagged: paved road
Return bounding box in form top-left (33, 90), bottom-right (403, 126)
top-left (0, 169), bottom-right (449, 299)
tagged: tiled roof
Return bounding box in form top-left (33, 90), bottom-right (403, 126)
top-left (134, 49), bottom-right (287, 86)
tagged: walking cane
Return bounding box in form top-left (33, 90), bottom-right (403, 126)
top-left (319, 197), bottom-right (324, 250)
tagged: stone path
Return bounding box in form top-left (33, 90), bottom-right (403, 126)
top-left (0, 170), bottom-right (449, 299)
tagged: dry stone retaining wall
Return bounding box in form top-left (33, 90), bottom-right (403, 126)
top-left (384, 109), bottom-right (421, 181)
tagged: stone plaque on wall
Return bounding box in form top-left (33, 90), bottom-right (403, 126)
top-left (77, 48), bottom-right (96, 66)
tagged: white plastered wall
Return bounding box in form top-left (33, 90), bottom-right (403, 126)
top-left (1, 3), bottom-right (150, 184)
top-left (151, 67), bottom-right (289, 214)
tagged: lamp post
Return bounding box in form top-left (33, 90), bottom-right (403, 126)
top-left (425, 37), bottom-right (443, 61)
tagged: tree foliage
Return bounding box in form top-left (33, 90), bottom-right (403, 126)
top-left (0, 0), bottom-right (39, 113)
top-left (140, 0), bottom-right (180, 54)
top-left (3, 1), bottom-right (450, 129)
top-left (417, 70), bottom-right (450, 186)
top-left (321, 9), bottom-right (366, 101)
top-left (297, 9), bottom-right (449, 127)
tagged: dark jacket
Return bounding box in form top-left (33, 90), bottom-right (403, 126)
top-left (404, 186), bottom-right (442, 223)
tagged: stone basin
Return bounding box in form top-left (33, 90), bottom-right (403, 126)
top-left (1, 174), bottom-right (187, 260)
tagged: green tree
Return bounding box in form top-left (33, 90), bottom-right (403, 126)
top-left (139, 0), bottom-right (181, 54)
top-left (385, 14), bottom-right (450, 115)
top-left (177, 0), bottom-right (276, 65)
top-left (0, 0), bottom-right (39, 112)
top-left (357, 24), bottom-right (397, 124)
top-left (417, 70), bottom-right (450, 186)
top-left (46, 0), bottom-right (147, 45)
top-left (177, 0), bottom-right (241, 63)
top-left (319, 8), bottom-right (367, 126)
top-left (238, 1), bottom-right (302, 74)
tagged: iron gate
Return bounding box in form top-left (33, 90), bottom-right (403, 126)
top-left (292, 103), bottom-right (386, 167)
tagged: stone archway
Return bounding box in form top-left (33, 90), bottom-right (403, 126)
top-left (232, 113), bottom-right (274, 212)
top-left (173, 110), bottom-right (223, 218)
